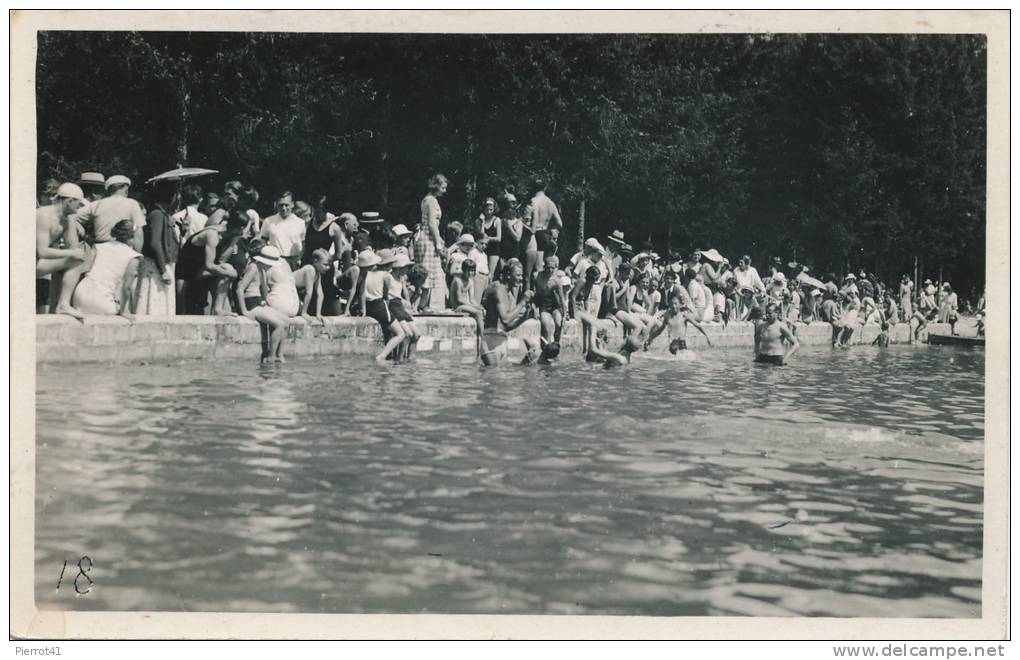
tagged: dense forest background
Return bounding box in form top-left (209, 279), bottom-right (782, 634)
top-left (36, 31), bottom-right (986, 294)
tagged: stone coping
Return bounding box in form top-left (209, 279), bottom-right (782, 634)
top-left (34, 314), bottom-right (950, 364)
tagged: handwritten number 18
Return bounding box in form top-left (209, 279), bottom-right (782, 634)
top-left (56, 556), bottom-right (93, 594)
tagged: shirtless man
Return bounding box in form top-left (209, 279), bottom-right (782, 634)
top-left (292, 248), bottom-right (331, 325)
top-left (576, 311), bottom-right (644, 368)
top-left (479, 262), bottom-right (534, 366)
top-left (754, 302), bottom-right (799, 365)
top-left (532, 254), bottom-right (566, 343)
top-left (36, 183), bottom-right (87, 317)
top-left (646, 292), bottom-right (713, 353)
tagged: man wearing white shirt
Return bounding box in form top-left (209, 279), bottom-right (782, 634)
top-left (260, 190), bottom-right (305, 270)
top-left (74, 174), bottom-right (147, 249)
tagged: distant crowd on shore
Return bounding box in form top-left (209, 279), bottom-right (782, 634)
top-left (35, 171), bottom-right (981, 366)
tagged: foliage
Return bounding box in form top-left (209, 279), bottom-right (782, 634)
top-left (35, 31), bottom-right (987, 293)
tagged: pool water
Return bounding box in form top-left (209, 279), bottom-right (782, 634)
top-left (34, 344), bottom-right (985, 617)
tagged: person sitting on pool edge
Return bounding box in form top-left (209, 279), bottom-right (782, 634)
top-left (479, 261), bottom-right (534, 367)
top-left (754, 301), bottom-right (799, 365)
top-left (645, 291), bottom-right (713, 353)
top-left (450, 258), bottom-right (486, 353)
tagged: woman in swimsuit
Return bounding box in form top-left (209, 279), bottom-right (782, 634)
top-left (479, 197), bottom-right (502, 279)
top-left (236, 246), bottom-right (295, 363)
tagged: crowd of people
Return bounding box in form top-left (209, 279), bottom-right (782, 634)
top-left (35, 171), bottom-right (976, 366)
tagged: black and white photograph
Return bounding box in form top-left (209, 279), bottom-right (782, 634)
top-left (11, 9), bottom-right (1009, 640)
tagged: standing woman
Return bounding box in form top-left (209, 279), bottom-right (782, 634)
top-left (499, 193), bottom-right (525, 276)
top-left (899, 274), bottom-right (913, 323)
top-left (413, 173), bottom-right (448, 311)
top-left (479, 197), bottom-right (502, 282)
top-left (135, 180), bottom-right (180, 316)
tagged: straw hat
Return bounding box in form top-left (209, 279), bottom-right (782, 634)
top-left (376, 248), bottom-right (398, 266)
top-left (392, 253), bottom-right (413, 269)
top-left (584, 237), bottom-right (607, 255)
top-left (607, 230), bottom-right (626, 245)
top-left (78, 171), bottom-right (105, 187)
top-left (392, 223), bottom-right (412, 237)
top-left (701, 248), bottom-right (724, 263)
top-left (457, 233), bottom-right (476, 246)
top-left (357, 250), bottom-right (381, 268)
top-left (254, 245), bottom-right (282, 266)
top-left (360, 211), bottom-right (382, 225)
top-left (772, 271), bottom-right (787, 283)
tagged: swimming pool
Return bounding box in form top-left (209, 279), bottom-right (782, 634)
top-left (34, 344), bottom-right (984, 617)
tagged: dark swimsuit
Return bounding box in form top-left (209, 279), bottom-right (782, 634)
top-left (669, 339), bottom-right (688, 354)
top-left (175, 227), bottom-right (219, 281)
top-left (755, 353), bottom-right (785, 365)
top-left (533, 274), bottom-right (559, 313)
top-left (302, 219), bottom-right (336, 266)
top-left (483, 217), bottom-right (501, 256)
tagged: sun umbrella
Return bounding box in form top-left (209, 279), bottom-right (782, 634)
top-left (146, 167), bottom-right (219, 184)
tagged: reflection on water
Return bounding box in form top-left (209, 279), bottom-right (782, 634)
top-left (35, 345), bottom-right (984, 616)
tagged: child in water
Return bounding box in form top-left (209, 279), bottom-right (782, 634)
top-left (646, 292), bottom-right (713, 353)
top-left (872, 320), bottom-right (891, 347)
top-left (450, 259), bottom-right (486, 353)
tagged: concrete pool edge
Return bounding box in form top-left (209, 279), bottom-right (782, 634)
top-left (34, 314), bottom-right (951, 364)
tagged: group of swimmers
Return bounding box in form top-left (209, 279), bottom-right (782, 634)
top-left (36, 172), bottom-right (960, 367)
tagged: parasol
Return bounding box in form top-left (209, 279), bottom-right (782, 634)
top-left (146, 167), bottom-right (219, 184)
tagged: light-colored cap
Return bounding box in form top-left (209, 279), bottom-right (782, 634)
top-left (55, 182), bottom-right (84, 200)
top-left (584, 237), bottom-right (606, 255)
top-left (376, 248), bottom-right (398, 266)
top-left (457, 233), bottom-right (476, 245)
top-left (701, 248), bottom-right (724, 263)
top-left (105, 174), bottom-right (131, 189)
top-left (392, 254), bottom-right (413, 269)
top-left (254, 245), bottom-right (282, 266)
top-left (357, 250), bottom-right (381, 268)
top-left (772, 271), bottom-right (787, 282)
top-left (392, 223), bottom-right (412, 236)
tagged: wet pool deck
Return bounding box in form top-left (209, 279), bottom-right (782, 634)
top-left (34, 314), bottom-right (952, 364)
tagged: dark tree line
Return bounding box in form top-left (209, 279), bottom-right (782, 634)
top-left (36, 31), bottom-right (986, 294)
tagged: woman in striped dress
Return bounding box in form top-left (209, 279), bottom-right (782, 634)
top-left (413, 173), bottom-right (448, 311)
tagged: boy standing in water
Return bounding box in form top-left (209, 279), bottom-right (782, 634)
top-left (645, 292), bottom-right (713, 353)
top-left (754, 302), bottom-right (799, 365)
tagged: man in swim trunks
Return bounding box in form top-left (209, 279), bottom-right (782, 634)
top-left (36, 182), bottom-right (88, 317)
top-left (645, 291), bottom-right (713, 353)
top-left (532, 254), bottom-right (565, 343)
top-left (754, 301), bottom-right (799, 365)
top-left (479, 262), bottom-right (534, 366)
